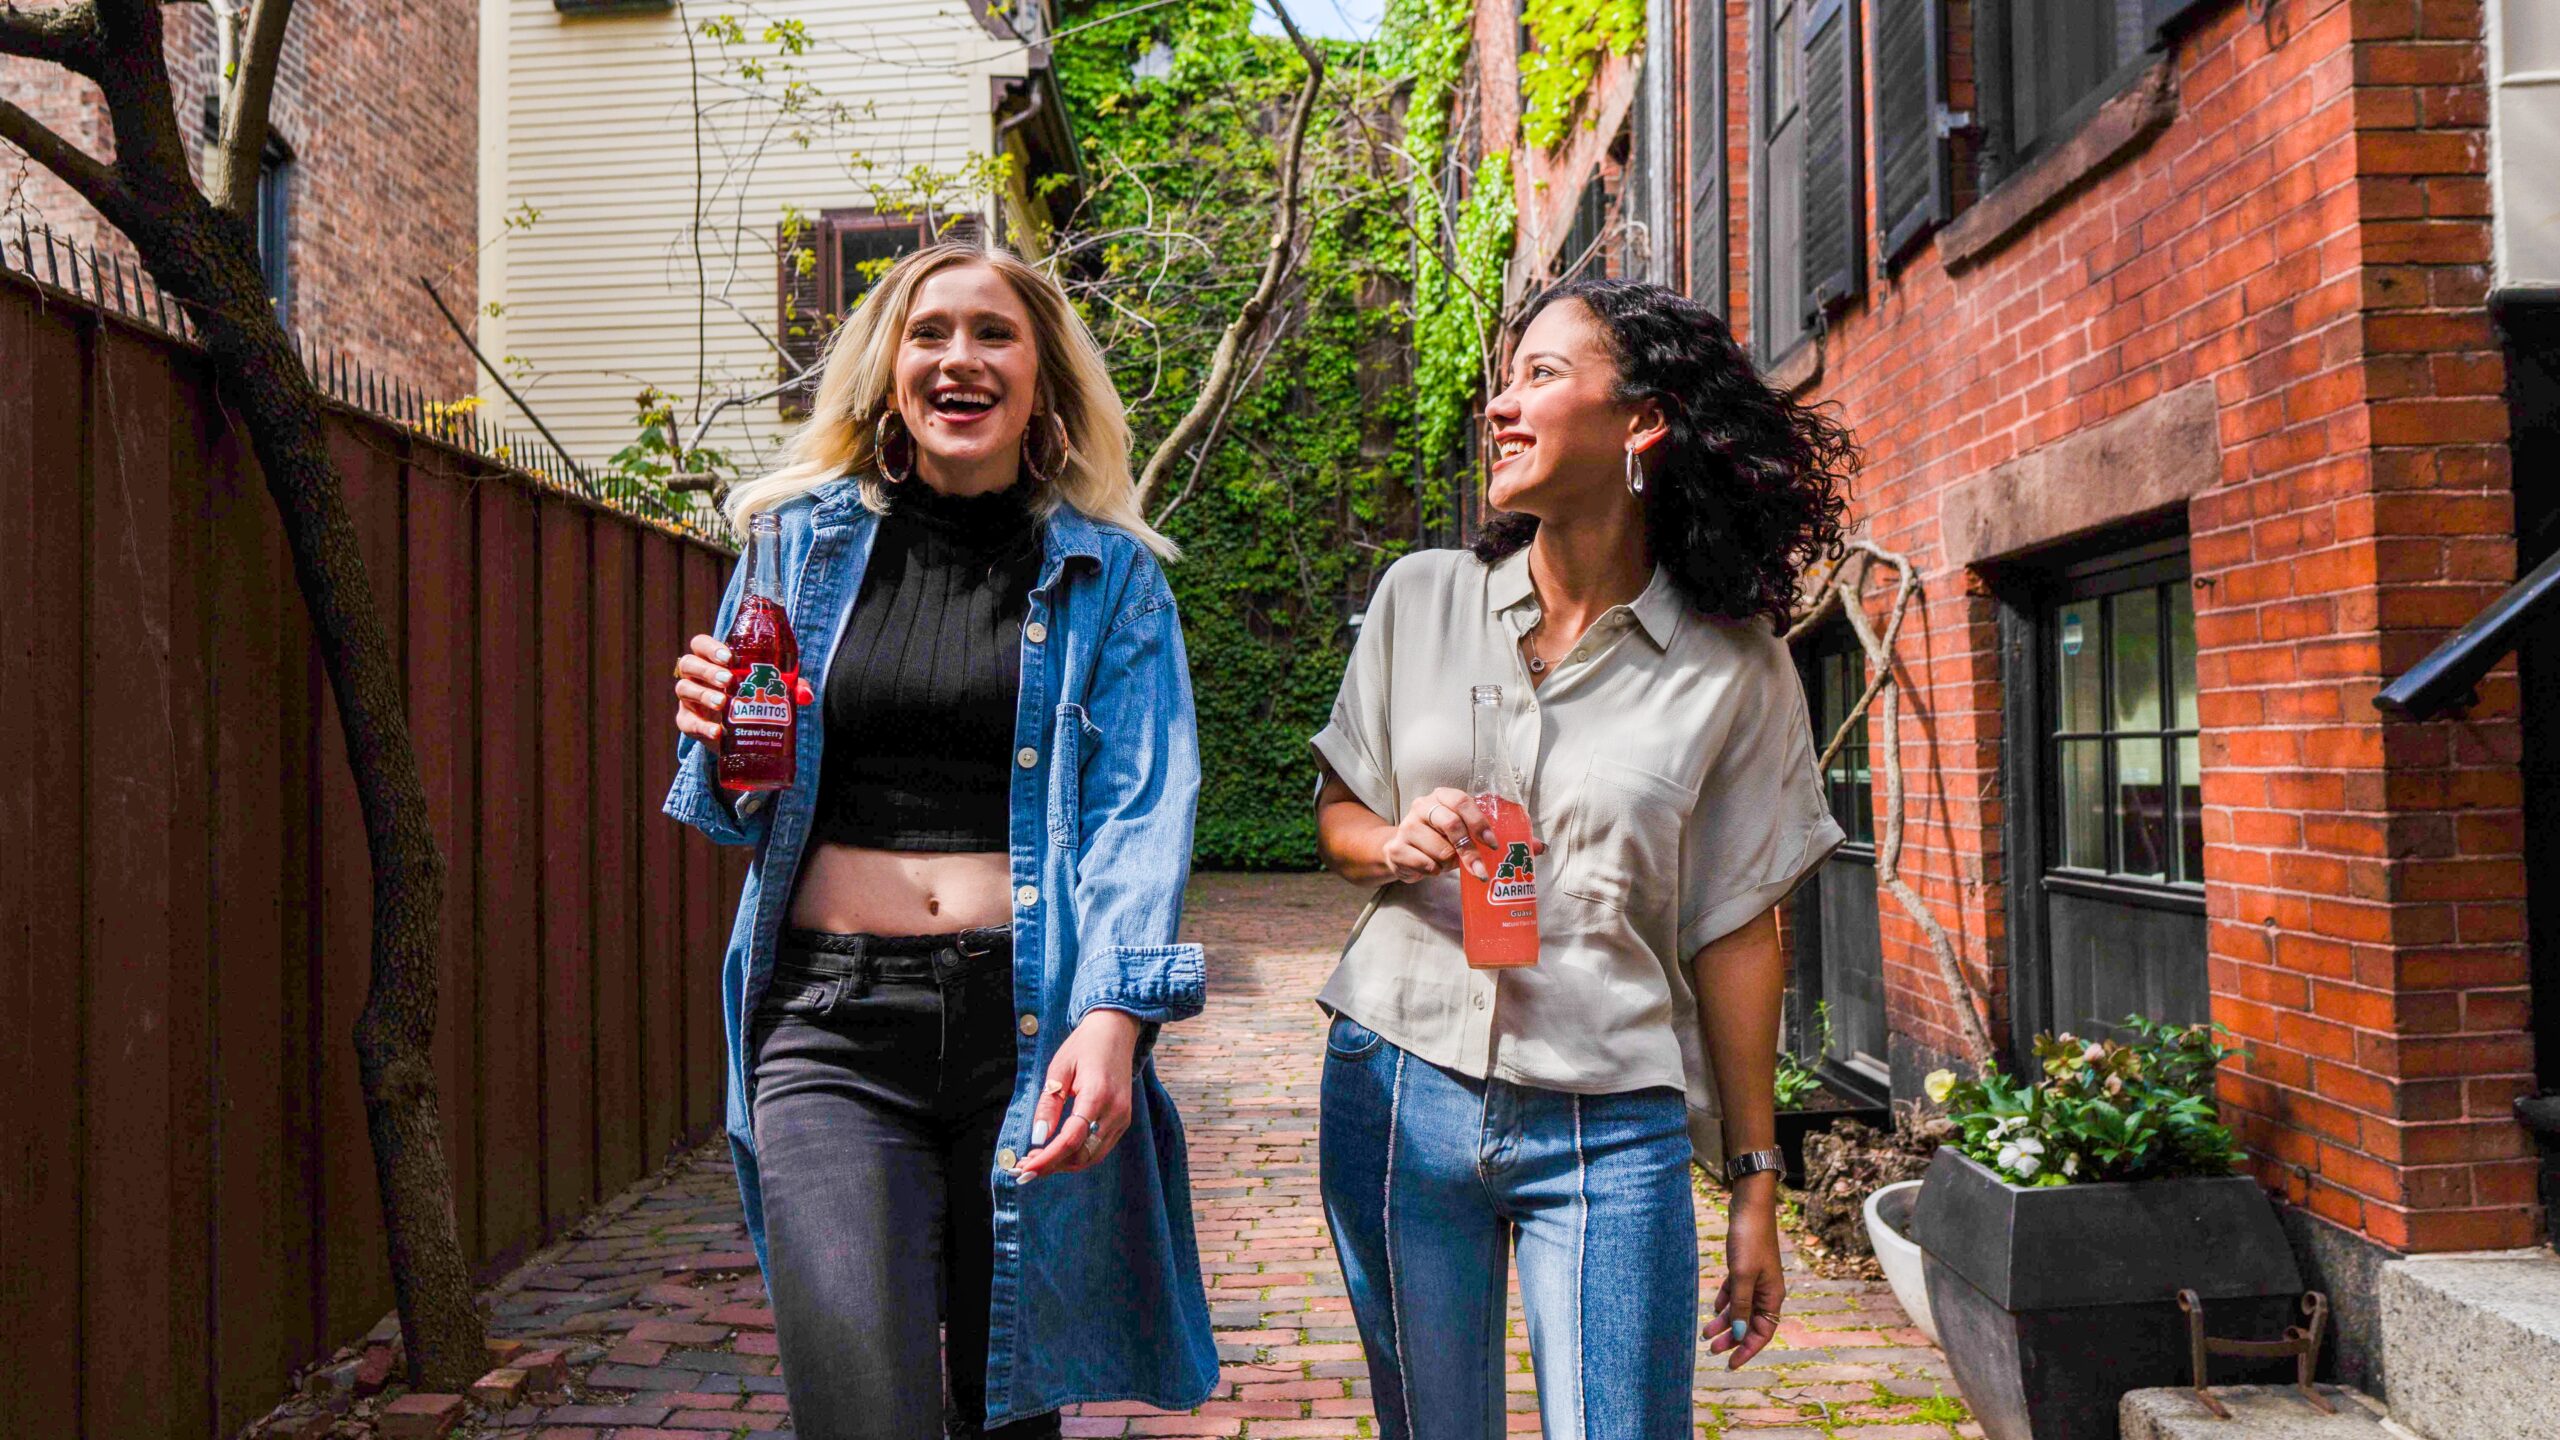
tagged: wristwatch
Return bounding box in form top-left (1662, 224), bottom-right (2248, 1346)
top-left (1724, 1148), bottom-right (1786, 1186)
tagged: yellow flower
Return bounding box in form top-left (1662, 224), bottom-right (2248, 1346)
top-left (1924, 1069), bottom-right (1956, 1104)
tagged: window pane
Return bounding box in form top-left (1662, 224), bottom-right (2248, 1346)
top-left (2169, 581), bottom-right (2198, 730)
top-left (2115, 737), bottom-right (2169, 880)
top-left (2055, 603), bottom-right (2101, 733)
top-left (2012, 0), bottom-right (2120, 155)
top-left (2058, 740), bottom-right (2107, 870)
top-left (2110, 588), bottom-right (2162, 732)
top-left (2177, 733), bottom-right (2204, 884)
top-left (838, 226), bottom-right (918, 315)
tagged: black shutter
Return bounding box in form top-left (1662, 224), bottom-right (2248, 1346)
top-left (777, 217), bottom-right (828, 418)
top-left (1799, 0), bottom-right (1863, 320)
top-left (1872, 0), bottom-right (1948, 266)
top-left (2143, 0), bottom-right (2216, 39)
top-left (1687, 0), bottom-right (1725, 311)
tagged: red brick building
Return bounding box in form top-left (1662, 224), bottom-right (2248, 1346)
top-left (1, 0), bottom-right (478, 395)
top-left (1469, 0), bottom-right (2557, 1383)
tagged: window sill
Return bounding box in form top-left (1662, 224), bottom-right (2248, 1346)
top-left (1766, 333), bottom-right (1824, 396)
top-left (1940, 57), bottom-right (2180, 274)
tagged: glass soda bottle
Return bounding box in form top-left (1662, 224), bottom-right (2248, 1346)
top-left (718, 512), bottom-right (805, 792)
top-left (1460, 683), bottom-right (1540, 968)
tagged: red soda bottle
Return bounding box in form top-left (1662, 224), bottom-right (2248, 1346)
top-left (718, 512), bottom-right (804, 792)
top-left (1460, 683), bottom-right (1540, 968)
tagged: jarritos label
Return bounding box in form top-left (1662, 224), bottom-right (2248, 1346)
top-left (1488, 840), bottom-right (1536, 905)
top-left (727, 662), bottom-right (795, 727)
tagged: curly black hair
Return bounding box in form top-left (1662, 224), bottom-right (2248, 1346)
top-left (1472, 278), bottom-right (1856, 633)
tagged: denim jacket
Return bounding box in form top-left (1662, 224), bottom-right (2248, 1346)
top-left (660, 474), bottom-right (1218, 1422)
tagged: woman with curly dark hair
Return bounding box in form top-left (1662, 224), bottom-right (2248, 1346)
top-left (1307, 279), bottom-right (1855, 1438)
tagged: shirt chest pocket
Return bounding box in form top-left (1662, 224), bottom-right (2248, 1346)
top-left (1046, 701), bottom-right (1102, 848)
top-left (1561, 756), bottom-right (1696, 914)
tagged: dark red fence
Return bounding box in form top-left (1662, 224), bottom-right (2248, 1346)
top-left (0, 262), bottom-right (746, 1440)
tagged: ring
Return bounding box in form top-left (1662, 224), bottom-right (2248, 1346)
top-left (1454, 830), bottom-right (1474, 848)
top-left (1730, 1318), bottom-right (1750, 1344)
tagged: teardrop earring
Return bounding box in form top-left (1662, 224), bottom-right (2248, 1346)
top-left (1626, 448), bottom-right (1645, 495)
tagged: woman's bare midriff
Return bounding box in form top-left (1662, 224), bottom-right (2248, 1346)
top-left (786, 841), bottom-right (1015, 935)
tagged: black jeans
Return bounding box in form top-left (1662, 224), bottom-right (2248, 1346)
top-left (750, 926), bottom-right (1062, 1440)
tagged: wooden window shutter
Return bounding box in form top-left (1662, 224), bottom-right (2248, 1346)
top-left (777, 216), bottom-right (829, 418)
top-left (1687, 0), bottom-right (1725, 311)
top-left (1799, 0), bottom-right (1863, 322)
top-left (1872, 0), bottom-right (1949, 267)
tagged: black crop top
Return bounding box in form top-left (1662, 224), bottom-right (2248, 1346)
top-left (813, 480), bottom-right (1044, 851)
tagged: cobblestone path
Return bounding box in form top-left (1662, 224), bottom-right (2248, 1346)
top-left (456, 874), bottom-right (1972, 1438)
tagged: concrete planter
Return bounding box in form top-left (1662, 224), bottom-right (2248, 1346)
top-left (1913, 1148), bottom-right (2304, 1440)
top-left (1863, 1179), bottom-right (1939, 1345)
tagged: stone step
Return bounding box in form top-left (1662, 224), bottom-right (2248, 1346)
top-left (2120, 1385), bottom-right (2395, 1439)
top-left (2379, 1248), bottom-right (2560, 1440)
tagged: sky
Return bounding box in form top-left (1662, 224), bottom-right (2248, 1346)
top-left (1250, 0), bottom-right (1386, 42)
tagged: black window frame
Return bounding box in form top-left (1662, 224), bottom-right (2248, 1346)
top-left (1806, 622), bottom-right (1878, 850)
top-left (2040, 545), bottom-right (2203, 896)
top-left (254, 137), bottom-right (292, 324)
top-left (1970, 0), bottom-right (2155, 188)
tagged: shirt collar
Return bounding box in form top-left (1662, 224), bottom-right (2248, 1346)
top-left (1486, 547), bottom-right (1683, 649)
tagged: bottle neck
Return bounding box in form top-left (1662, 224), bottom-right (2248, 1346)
top-left (1470, 701), bottom-right (1510, 798)
top-left (746, 522), bottom-right (782, 601)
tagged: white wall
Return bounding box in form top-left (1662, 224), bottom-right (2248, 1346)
top-left (477, 0), bottom-right (1037, 471)
top-left (2492, 0), bottom-right (2560, 288)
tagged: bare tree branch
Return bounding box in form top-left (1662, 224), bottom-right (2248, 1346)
top-left (0, 96), bottom-right (131, 225)
top-left (207, 0), bottom-right (292, 219)
top-left (0, 1), bottom-right (102, 72)
top-left (1131, 0), bottom-right (1323, 512)
top-left (418, 275), bottom-right (588, 477)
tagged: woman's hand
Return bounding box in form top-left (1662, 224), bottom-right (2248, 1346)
top-left (1384, 788), bottom-right (1497, 883)
top-left (1707, 1175), bottom-right (1787, 1367)
top-left (1016, 1009), bottom-right (1143, 1181)
top-left (672, 634), bottom-right (732, 746)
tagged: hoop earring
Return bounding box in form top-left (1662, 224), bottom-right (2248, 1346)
top-left (874, 409), bottom-right (915, 484)
top-left (1023, 411), bottom-right (1070, 489)
top-left (1626, 447), bottom-right (1645, 495)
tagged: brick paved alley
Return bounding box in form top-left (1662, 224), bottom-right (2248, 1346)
top-left (364, 874), bottom-right (1973, 1439)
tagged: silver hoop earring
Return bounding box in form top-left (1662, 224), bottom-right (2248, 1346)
top-left (874, 410), bottom-right (915, 484)
top-left (1626, 448), bottom-right (1645, 495)
top-left (1024, 411), bottom-right (1070, 488)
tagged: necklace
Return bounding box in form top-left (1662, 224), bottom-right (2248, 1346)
top-left (1522, 615), bottom-right (1551, 674)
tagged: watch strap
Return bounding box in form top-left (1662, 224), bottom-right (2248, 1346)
top-left (1724, 1147), bottom-right (1786, 1185)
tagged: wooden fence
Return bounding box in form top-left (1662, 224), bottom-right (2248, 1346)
top-left (0, 245), bottom-right (748, 1440)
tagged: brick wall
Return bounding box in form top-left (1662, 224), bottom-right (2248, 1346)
top-left (1481, 0), bottom-right (2539, 1255)
top-left (0, 0), bottom-right (477, 395)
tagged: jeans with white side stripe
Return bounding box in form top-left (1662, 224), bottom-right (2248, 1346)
top-left (1317, 1010), bottom-right (1699, 1440)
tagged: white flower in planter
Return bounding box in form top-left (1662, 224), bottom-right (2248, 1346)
top-left (1997, 1135), bottom-right (2045, 1178)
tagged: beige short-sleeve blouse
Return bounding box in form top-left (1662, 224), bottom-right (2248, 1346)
top-left (1309, 547), bottom-right (1846, 1165)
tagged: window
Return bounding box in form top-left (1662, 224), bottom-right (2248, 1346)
top-left (2047, 559), bottom-right (2200, 887)
top-left (1686, 0), bottom-right (1726, 310)
top-left (1973, 0), bottom-right (2154, 182)
top-left (1557, 170), bottom-right (1610, 280)
top-left (1812, 636), bottom-right (1875, 846)
top-left (777, 211), bottom-right (955, 416)
top-left (1755, 0), bottom-right (1860, 362)
top-left (255, 140), bottom-right (291, 322)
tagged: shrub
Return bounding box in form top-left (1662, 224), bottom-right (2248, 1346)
top-left (1923, 1016), bottom-right (2245, 1187)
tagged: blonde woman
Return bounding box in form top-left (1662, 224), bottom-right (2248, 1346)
top-left (661, 241), bottom-right (1217, 1438)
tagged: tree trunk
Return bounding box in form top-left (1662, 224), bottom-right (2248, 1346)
top-left (132, 196), bottom-right (487, 1394)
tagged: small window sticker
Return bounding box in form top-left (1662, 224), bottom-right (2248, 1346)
top-left (2060, 612), bottom-right (2085, 657)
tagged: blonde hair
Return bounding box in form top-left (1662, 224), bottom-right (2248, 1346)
top-left (724, 240), bottom-right (1178, 561)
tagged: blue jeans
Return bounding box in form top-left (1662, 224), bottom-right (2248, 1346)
top-left (1318, 1011), bottom-right (1699, 1440)
top-left (750, 928), bottom-right (1062, 1440)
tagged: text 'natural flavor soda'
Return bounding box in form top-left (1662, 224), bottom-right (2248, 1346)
top-left (719, 511), bottom-right (812, 792)
top-left (1460, 683), bottom-right (1540, 968)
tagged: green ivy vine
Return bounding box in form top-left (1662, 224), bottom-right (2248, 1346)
top-left (1054, 0), bottom-right (1418, 867)
top-left (1382, 0), bottom-right (1516, 491)
top-left (1518, 0), bottom-right (1646, 151)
